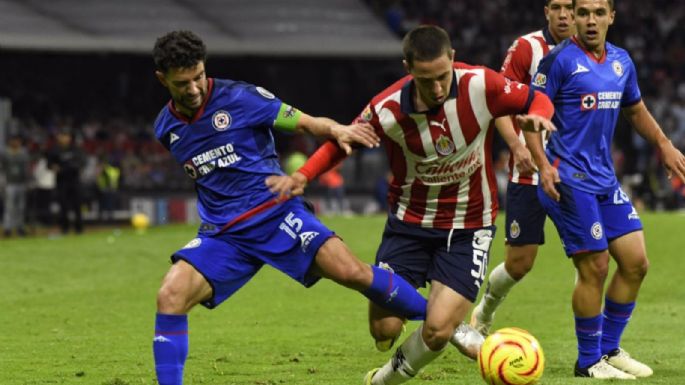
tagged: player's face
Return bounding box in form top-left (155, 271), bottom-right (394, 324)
top-left (156, 61), bottom-right (208, 117)
top-left (573, 0), bottom-right (615, 54)
top-left (406, 50), bottom-right (455, 110)
top-left (545, 0), bottom-right (574, 43)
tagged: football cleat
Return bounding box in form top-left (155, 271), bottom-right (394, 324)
top-left (606, 348), bottom-right (653, 377)
top-left (469, 302), bottom-right (493, 337)
top-left (450, 322), bottom-right (484, 360)
top-left (574, 356), bottom-right (636, 379)
top-left (363, 367), bottom-right (380, 385)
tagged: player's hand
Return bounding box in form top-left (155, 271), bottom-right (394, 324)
top-left (539, 164), bottom-right (561, 202)
top-left (265, 172), bottom-right (308, 198)
top-left (660, 140), bottom-right (685, 182)
top-left (511, 143), bottom-right (537, 176)
top-left (516, 115), bottom-right (557, 133)
top-left (330, 122), bottom-right (380, 155)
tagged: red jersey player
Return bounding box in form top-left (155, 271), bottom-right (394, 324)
top-left (470, 0), bottom-right (575, 337)
top-left (266, 25), bottom-right (556, 385)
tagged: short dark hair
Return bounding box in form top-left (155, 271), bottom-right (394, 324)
top-left (402, 25), bottom-right (452, 67)
top-left (572, 0), bottom-right (614, 10)
top-left (153, 30), bottom-right (207, 73)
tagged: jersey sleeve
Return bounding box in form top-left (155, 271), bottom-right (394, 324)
top-left (238, 85), bottom-right (284, 129)
top-left (353, 102), bottom-right (385, 137)
top-left (531, 52), bottom-right (564, 101)
top-left (621, 58), bottom-right (642, 107)
top-left (483, 67), bottom-right (536, 118)
top-left (501, 37), bottom-right (533, 83)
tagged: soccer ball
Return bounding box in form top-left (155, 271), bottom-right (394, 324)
top-left (477, 327), bottom-right (544, 385)
top-left (131, 213), bottom-right (150, 230)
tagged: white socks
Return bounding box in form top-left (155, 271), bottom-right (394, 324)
top-left (371, 325), bottom-right (444, 385)
top-left (478, 263), bottom-right (517, 321)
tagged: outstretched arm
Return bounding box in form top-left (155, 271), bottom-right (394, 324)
top-left (623, 101), bottom-right (685, 182)
top-left (296, 113), bottom-right (379, 154)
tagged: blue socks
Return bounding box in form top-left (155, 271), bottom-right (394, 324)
top-left (154, 313), bottom-right (188, 385)
top-left (601, 298), bottom-right (635, 355)
top-left (362, 265), bottom-right (427, 320)
top-left (575, 314), bottom-right (603, 368)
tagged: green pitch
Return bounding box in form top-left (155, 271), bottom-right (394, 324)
top-left (1, 213), bottom-right (683, 384)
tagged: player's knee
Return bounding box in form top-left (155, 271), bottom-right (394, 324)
top-left (506, 254), bottom-right (535, 280)
top-left (369, 319), bottom-right (403, 342)
top-left (622, 255), bottom-right (649, 282)
top-left (156, 283), bottom-right (190, 314)
top-left (421, 323), bottom-right (451, 351)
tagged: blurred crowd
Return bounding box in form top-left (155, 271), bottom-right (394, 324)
top-left (366, 0), bottom-right (685, 210)
top-left (2, 0), bottom-right (685, 236)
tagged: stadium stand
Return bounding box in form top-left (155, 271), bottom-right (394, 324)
top-left (0, 0), bottom-right (683, 231)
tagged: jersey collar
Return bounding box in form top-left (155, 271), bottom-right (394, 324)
top-left (167, 77), bottom-right (215, 124)
top-left (542, 27), bottom-right (556, 45)
top-left (400, 70), bottom-right (458, 115)
top-left (571, 36), bottom-right (607, 64)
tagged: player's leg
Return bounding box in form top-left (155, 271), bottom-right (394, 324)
top-left (471, 183), bottom-right (545, 335)
top-left (601, 231), bottom-right (652, 377)
top-left (599, 192), bottom-right (651, 377)
top-left (368, 282), bottom-right (470, 385)
top-left (154, 260), bottom-right (211, 385)
top-left (368, 302), bottom-right (408, 352)
top-left (537, 184), bottom-right (634, 379)
top-left (311, 236), bottom-right (427, 321)
top-left (366, 226), bottom-right (495, 384)
top-left (154, 236), bottom-right (261, 385)
top-left (357, 216), bottom-right (433, 350)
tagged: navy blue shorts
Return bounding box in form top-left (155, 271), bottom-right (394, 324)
top-left (375, 215), bottom-right (496, 302)
top-left (171, 198), bottom-right (334, 308)
top-left (537, 184), bottom-right (643, 256)
top-left (505, 182), bottom-right (546, 246)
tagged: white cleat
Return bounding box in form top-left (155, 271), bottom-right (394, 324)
top-left (606, 348), bottom-right (653, 378)
top-left (469, 302), bottom-right (493, 337)
top-left (574, 356), bottom-right (636, 379)
top-left (449, 322), bottom-right (484, 361)
top-left (363, 368), bottom-right (380, 385)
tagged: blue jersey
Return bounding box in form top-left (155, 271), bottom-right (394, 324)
top-left (531, 37), bottom-right (641, 193)
top-left (154, 78), bottom-right (292, 230)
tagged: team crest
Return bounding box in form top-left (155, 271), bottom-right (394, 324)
top-left (361, 105), bottom-right (373, 122)
top-left (581, 94), bottom-right (597, 110)
top-left (212, 110), bottom-right (232, 131)
top-left (612, 60), bottom-right (623, 77)
top-left (533, 73), bottom-right (547, 88)
top-left (435, 134), bottom-right (455, 156)
top-left (182, 238), bottom-right (202, 249)
top-left (510, 220), bottom-right (521, 239)
top-left (591, 222), bottom-right (603, 240)
top-left (256, 86), bottom-right (275, 99)
top-left (183, 163), bottom-right (199, 179)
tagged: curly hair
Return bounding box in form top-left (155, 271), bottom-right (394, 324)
top-left (153, 30), bottom-right (207, 73)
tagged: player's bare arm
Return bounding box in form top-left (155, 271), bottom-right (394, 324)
top-left (296, 113), bottom-right (380, 154)
top-left (495, 116), bottom-right (537, 175)
top-left (524, 130), bottom-right (560, 201)
top-left (622, 101), bottom-right (685, 182)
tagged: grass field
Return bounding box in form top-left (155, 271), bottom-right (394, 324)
top-left (1, 212), bottom-right (684, 384)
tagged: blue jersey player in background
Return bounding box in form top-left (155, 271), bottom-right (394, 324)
top-left (151, 30), bottom-right (431, 385)
top-left (526, 0), bottom-right (685, 380)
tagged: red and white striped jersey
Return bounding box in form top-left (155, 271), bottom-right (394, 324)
top-left (500, 28), bottom-right (557, 185)
top-left (357, 62), bottom-right (543, 229)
